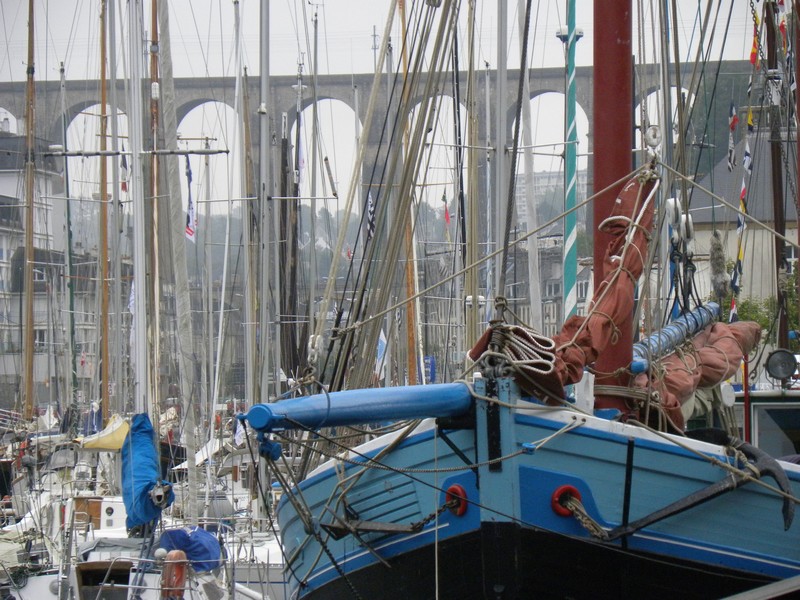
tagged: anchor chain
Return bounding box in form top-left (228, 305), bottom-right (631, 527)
top-left (409, 497), bottom-right (460, 532)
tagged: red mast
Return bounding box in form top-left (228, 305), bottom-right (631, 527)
top-left (592, 0), bottom-right (634, 414)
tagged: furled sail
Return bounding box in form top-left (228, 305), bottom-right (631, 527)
top-left (122, 413), bottom-right (174, 528)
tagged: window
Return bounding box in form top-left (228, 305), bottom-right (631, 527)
top-left (34, 329), bottom-right (46, 352)
top-left (577, 280), bottom-right (589, 301)
top-left (545, 281), bottom-right (561, 298)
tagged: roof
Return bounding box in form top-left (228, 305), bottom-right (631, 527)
top-left (690, 126), bottom-right (797, 226)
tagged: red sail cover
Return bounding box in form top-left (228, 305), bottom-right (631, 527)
top-left (469, 170), bottom-right (761, 429)
top-left (470, 172), bottom-right (655, 397)
top-left (631, 321), bottom-right (761, 430)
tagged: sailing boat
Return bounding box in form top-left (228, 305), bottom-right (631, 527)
top-left (236, 2), bottom-right (800, 599)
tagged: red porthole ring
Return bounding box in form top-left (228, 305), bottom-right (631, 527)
top-left (551, 485), bottom-right (581, 517)
top-left (445, 484), bottom-right (468, 517)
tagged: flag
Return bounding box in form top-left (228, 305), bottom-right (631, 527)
top-left (728, 102), bottom-right (739, 131)
top-left (780, 16), bottom-right (788, 53)
top-left (234, 420), bottom-right (245, 446)
top-left (727, 134), bottom-right (736, 171)
top-left (442, 191), bottom-right (451, 225)
top-left (366, 191), bottom-right (376, 239)
top-left (185, 156), bottom-right (196, 242)
top-left (120, 144), bottom-right (129, 193)
top-left (727, 103), bottom-right (738, 171)
top-left (375, 329), bottom-right (387, 381)
top-left (747, 108), bottom-right (754, 133)
top-left (743, 139), bottom-right (752, 174)
top-left (729, 296), bottom-right (739, 323)
top-left (750, 15), bottom-right (760, 67)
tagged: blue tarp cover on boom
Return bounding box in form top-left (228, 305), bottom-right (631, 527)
top-left (122, 413), bottom-right (174, 528)
top-left (160, 527), bottom-right (222, 572)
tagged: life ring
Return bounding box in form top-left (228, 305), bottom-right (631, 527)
top-left (445, 484), bottom-right (468, 517)
top-left (551, 485), bottom-right (581, 517)
top-left (161, 549), bottom-right (187, 599)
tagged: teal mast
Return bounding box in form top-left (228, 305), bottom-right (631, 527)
top-left (558, 2), bottom-right (583, 320)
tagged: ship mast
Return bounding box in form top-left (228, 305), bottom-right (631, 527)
top-left (766, 0), bottom-right (789, 348)
top-left (23, 0), bottom-right (36, 421)
top-left (99, 0), bottom-right (110, 421)
top-left (592, 0), bottom-right (634, 414)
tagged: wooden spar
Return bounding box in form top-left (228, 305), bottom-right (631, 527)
top-left (23, 0), bottom-right (35, 420)
top-left (242, 65), bottom-right (257, 405)
top-left (766, 0), bottom-right (789, 348)
top-left (592, 0), bottom-right (634, 412)
top-left (796, 1), bottom-right (800, 328)
top-left (464, 0), bottom-right (480, 346)
top-left (99, 0), bottom-right (110, 422)
top-left (398, 0), bottom-right (419, 385)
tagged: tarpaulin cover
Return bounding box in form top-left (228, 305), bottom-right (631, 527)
top-left (159, 527), bottom-right (222, 572)
top-left (632, 320), bottom-right (761, 430)
top-left (122, 413), bottom-right (174, 528)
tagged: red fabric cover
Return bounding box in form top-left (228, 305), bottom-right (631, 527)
top-left (631, 321), bottom-right (761, 430)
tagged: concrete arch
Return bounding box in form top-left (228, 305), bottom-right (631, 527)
top-left (290, 97), bottom-right (361, 210)
top-left (177, 101), bottom-right (241, 211)
top-left (64, 103), bottom-right (129, 201)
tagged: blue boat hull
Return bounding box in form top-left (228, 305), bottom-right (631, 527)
top-left (274, 380), bottom-right (800, 599)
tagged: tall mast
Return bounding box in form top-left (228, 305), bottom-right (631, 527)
top-left (560, 0), bottom-right (582, 322)
top-left (60, 62), bottom-right (78, 431)
top-left (592, 0), bottom-right (633, 413)
top-left (237, 0), bottom-right (257, 406)
top-left (128, 0), bottom-right (149, 415)
top-left (258, 0), bottom-right (280, 398)
top-left (99, 0), bottom-right (110, 420)
top-left (398, 0), bottom-right (420, 384)
top-left (766, 0), bottom-right (789, 348)
top-left (519, 1), bottom-right (541, 331)
top-left (309, 7), bottom-right (320, 360)
top-left (23, 0), bottom-right (36, 421)
top-left (108, 0), bottom-right (125, 412)
top-left (493, 0), bottom-right (508, 321)
top-left (464, 0), bottom-right (480, 344)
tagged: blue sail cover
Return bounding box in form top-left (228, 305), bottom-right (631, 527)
top-left (122, 413), bottom-right (174, 528)
top-left (160, 527), bottom-right (222, 572)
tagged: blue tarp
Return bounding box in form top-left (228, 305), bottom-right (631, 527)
top-left (122, 413), bottom-right (174, 528)
top-left (159, 527), bottom-right (222, 572)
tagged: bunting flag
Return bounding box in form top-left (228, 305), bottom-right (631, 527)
top-left (120, 144), bottom-right (129, 193)
top-left (727, 103), bottom-right (738, 171)
top-left (374, 328), bottom-right (387, 380)
top-left (750, 15), bottom-right (760, 67)
top-left (729, 102), bottom-right (739, 131)
top-left (366, 191), bottom-right (376, 239)
top-left (743, 139), bottom-right (753, 174)
top-left (780, 15), bottom-right (788, 53)
top-left (442, 191), bottom-right (451, 225)
top-left (747, 107), bottom-right (754, 133)
top-left (185, 156), bottom-right (196, 242)
top-left (729, 296), bottom-right (739, 323)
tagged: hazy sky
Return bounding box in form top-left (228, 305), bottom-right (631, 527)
top-left (0, 1), bottom-right (761, 214)
top-left (0, 0), bottom-right (756, 84)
